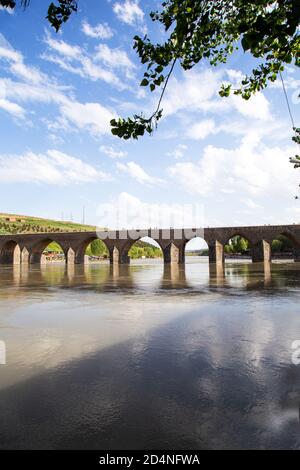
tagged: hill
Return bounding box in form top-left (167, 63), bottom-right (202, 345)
top-left (0, 212), bottom-right (97, 235)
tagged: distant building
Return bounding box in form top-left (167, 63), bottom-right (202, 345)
top-left (4, 217), bottom-right (25, 223)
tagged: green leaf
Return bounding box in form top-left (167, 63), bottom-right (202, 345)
top-left (111, 128), bottom-right (120, 136)
top-left (241, 36), bottom-right (250, 52)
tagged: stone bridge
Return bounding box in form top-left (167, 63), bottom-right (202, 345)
top-left (0, 224), bottom-right (300, 267)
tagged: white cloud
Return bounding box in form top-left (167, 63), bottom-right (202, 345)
top-left (226, 69), bottom-right (244, 83)
top-left (81, 20), bottom-right (113, 39)
top-left (0, 78), bottom-right (25, 118)
top-left (243, 198), bottom-right (263, 209)
top-left (79, 56), bottom-right (122, 87)
top-left (59, 101), bottom-right (115, 136)
top-left (230, 93), bottom-right (271, 121)
top-left (0, 33), bottom-right (46, 84)
top-left (0, 75), bottom-right (115, 137)
top-left (186, 119), bottom-right (216, 140)
top-left (163, 68), bottom-right (272, 122)
top-left (0, 77), bottom-right (65, 105)
top-left (40, 53), bottom-right (85, 76)
top-left (116, 161), bottom-right (162, 185)
top-left (10, 61), bottom-right (46, 84)
top-left (44, 33), bottom-right (82, 59)
top-left (100, 145), bottom-right (127, 159)
top-left (224, 69), bottom-right (272, 120)
top-left (43, 34), bottom-right (126, 89)
top-left (113, 0), bottom-right (144, 26)
top-left (163, 69), bottom-right (225, 116)
top-left (0, 150), bottom-right (111, 185)
top-left (0, 43), bottom-right (21, 63)
top-left (217, 117), bottom-right (287, 141)
top-left (167, 144), bottom-right (187, 159)
top-left (285, 207), bottom-right (300, 223)
top-left (0, 33), bottom-right (117, 138)
top-left (0, 98), bottom-right (25, 118)
top-left (168, 134), bottom-right (298, 197)
top-left (95, 44), bottom-right (135, 70)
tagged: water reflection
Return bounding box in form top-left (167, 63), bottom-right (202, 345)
top-left (0, 259), bottom-right (300, 449)
top-left (161, 264), bottom-right (187, 289)
top-left (2, 258), bottom-right (300, 295)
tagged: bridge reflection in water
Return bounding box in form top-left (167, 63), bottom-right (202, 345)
top-left (1, 258), bottom-right (299, 297)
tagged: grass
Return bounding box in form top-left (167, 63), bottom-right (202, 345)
top-left (0, 212), bottom-right (101, 235)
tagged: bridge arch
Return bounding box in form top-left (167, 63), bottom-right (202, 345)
top-left (269, 231), bottom-right (300, 262)
top-left (120, 237), bottom-right (163, 264)
top-left (73, 237), bottom-right (110, 264)
top-left (184, 236), bottom-right (209, 263)
top-left (0, 240), bottom-right (21, 265)
top-left (29, 238), bottom-right (66, 264)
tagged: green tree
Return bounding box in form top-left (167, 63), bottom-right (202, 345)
top-left (129, 241), bottom-right (162, 259)
top-left (278, 234), bottom-right (293, 251)
top-left (271, 239), bottom-right (283, 252)
top-left (88, 239), bottom-right (108, 258)
top-left (46, 241), bottom-right (64, 253)
top-left (271, 235), bottom-right (293, 252)
top-left (224, 244), bottom-right (233, 254)
top-left (226, 236), bottom-right (249, 254)
top-left (110, 0), bottom-right (299, 139)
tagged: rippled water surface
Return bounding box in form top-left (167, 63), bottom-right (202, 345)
top-left (0, 258), bottom-right (300, 449)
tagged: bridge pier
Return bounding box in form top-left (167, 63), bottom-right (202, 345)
top-left (163, 242), bottom-right (185, 264)
top-left (109, 246), bottom-right (130, 264)
top-left (29, 252), bottom-right (43, 264)
top-left (208, 240), bottom-right (224, 266)
top-left (251, 240), bottom-right (271, 263)
top-left (73, 243), bottom-right (97, 264)
top-left (66, 247), bottom-right (75, 265)
top-left (74, 253), bottom-right (90, 264)
top-left (21, 247), bottom-right (30, 265)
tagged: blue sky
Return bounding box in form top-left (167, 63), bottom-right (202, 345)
top-left (0, 0), bottom-right (300, 236)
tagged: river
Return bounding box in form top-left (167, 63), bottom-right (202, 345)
top-left (0, 258), bottom-right (300, 449)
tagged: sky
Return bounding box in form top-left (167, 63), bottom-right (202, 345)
top-left (0, 0), bottom-right (300, 246)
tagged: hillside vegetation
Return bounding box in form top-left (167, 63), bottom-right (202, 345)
top-left (0, 213), bottom-right (96, 235)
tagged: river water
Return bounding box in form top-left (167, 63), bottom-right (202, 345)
top-left (0, 258), bottom-right (300, 450)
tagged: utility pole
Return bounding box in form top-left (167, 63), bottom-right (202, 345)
top-left (82, 205), bottom-right (85, 225)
